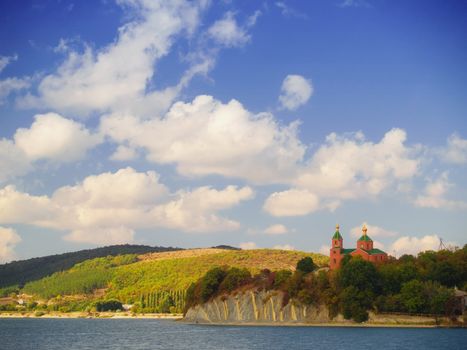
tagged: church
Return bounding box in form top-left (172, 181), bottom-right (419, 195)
top-left (329, 224), bottom-right (388, 270)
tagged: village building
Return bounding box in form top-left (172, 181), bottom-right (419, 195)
top-left (330, 224), bottom-right (388, 270)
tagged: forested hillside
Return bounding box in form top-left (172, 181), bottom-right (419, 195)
top-left (0, 244), bottom-right (181, 288)
top-left (0, 248), bottom-right (328, 314)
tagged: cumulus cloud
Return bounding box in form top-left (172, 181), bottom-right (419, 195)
top-left (439, 133), bottom-right (467, 165)
top-left (0, 167), bottom-right (253, 244)
top-left (18, 0), bottom-right (208, 116)
top-left (278, 75), bottom-right (313, 110)
top-left (0, 139), bottom-right (31, 183)
top-left (101, 95), bottom-right (305, 184)
top-left (208, 11), bottom-right (251, 47)
top-left (14, 113), bottom-right (101, 162)
top-left (389, 235), bottom-right (450, 257)
top-left (350, 223), bottom-right (398, 238)
top-left (263, 189), bottom-right (320, 216)
top-left (263, 224), bottom-right (288, 235)
top-left (414, 172), bottom-right (467, 210)
top-left (263, 128), bottom-right (421, 216)
top-left (296, 128), bottom-right (420, 199)
top-left (272, 244), bottom-right (295, 251)
top-left (0, 113), bottom-right (100, 183)
top-left (64, 227), bottom-right (135, 245)
top-left (109, 145), bottom-right (138, 161)
top-left (0, 226), bottom-right (22, 263)
top-left (239, 241), bottom-right (257, 250)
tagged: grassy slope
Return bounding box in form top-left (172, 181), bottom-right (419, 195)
top-left (108, 249), bottom-right (329, 302)
top-left (0, 244), bottom-right (180, 288)
top-left (19, 248), bottom-right (329, 302)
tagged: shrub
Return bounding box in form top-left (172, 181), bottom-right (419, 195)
top-left (273, 270), bottom-right (292, 289)
top-left (219, 268), bottom-right (251, 293)
top-left (199, 267), bottom-right (227, 302)
top-left (94, 299), bottom-right (123, 312)
top-left (296, 257), bottom-right (316, 274)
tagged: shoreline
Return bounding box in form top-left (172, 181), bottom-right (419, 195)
top-left (1, 312), bottom-right (464, 328)
top-left (0, 312), bottom-right (183, 320)
top-left (180, 320), bottom-right (455, 328)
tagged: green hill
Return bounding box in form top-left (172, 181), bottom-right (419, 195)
top-left (0, 244), bottom-right (181, 288)
top-left (11, 249), bottom-right (326, 310)
top-left (0, 247), bottom-right (328, 313)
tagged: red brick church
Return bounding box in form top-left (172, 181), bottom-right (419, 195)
top-left (330, 224), bottom-right (388, 270)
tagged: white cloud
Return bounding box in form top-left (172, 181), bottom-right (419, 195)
top-left (101, 95), bottom-right (305, 184)
top-left (64, 227), bottom-right (135, 245)
top-left (390, 235), bottom-right (449, 257)
top-left (339, 0), bottom-right (371, 8)
top-left (275, 2), bottom-right (308, 19)
top-left (278, 75), bottom-right (313, 110)
top-left (296, 128), bottom-right (420, 199)
top-left (414, 172), bottom-right (467, 210)
top-left (272, 244), bottom-right (295, 251)
top-left (0, 167), bottom-right (253, 244)
top-left (0, 139), bottom-right (31, 183)
top-left (440, 134), bottom-right (467, 164)
top-left (239, 241), bottom-right (257, 250)
top-left (263, 224), bottom-right (288, 235)
top-left (319, 244), bottom-right (330, 255)
top-left (350, 223), bottom-right (398, 238)
top-left (0, 226), bottom-right (22, 263)
top-left (263, 189), bottom-right (320, 217)
top-left (18, 0), bottom-right (208, 116)
top-left (0, 77), bottom-right (30, 104)
top-left (14, 113), bottom-right (101, 162)
top-left (208, 11), bottom-right (252, 48)
top-left (0, 54), bottom-right (17, 73)
top-left (110, 145), bottom-right (138, 161)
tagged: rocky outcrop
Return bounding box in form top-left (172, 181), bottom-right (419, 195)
top-left (184, 290), bottom-right (345, 324)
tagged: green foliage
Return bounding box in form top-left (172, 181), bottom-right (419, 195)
top-left (219, 268), bottom-right (251, 293)
top-left (94, 299), bottom-right (122, 312)
top-left (340, 257), bottom-right (380, 294)
top-left (400, 280), bottom-right (428, 313)
top-left (22, 255), bottom-right (137, 298)
top-left (0, 285), bottom-right (19, 297)
top-left (296, 257), bottom-right (316, 274)
top-left (273, 270), bottom-right (292, 288)
top-left (0, 244), bottom-right (179, 288)
top-left (340, 286), bottom-right (370, 322)
top-left (200, 267), bottom-right (227, 302)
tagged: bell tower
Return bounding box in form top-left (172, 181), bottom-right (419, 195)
top-left (330, 224), bottom-right (343, 270)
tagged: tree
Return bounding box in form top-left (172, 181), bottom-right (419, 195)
top-left (400, 280), bottom-right (427, 313)
top-left (199, 267), bottom-right (227, 302)
top-left (296, 257), bottom-right (316, 274)
top-left (219, 268), bottom-right (251, 292)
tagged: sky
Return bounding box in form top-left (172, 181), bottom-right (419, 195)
top-left (0, 0), bottom-right (466, 262)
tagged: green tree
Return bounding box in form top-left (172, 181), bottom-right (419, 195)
top-left (199, 267), bottom-right (226, 302)
top-left (400, 280), bottom-right (427, 313)
top-left (296, 257), bottom-right (316, 274)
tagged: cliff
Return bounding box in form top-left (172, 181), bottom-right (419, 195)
top-left (184, 290), bottom-right (345, 324)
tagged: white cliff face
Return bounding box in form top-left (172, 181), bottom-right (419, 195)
top-left (184, 290), bottom-right (342, 324)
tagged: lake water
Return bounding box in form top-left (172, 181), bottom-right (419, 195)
top-left (0, 319), bottom-right (465, 350)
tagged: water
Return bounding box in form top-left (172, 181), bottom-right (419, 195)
top-left (0, 319), bottom-right (465, 350)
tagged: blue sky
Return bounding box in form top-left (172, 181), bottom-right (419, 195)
top-left (0, 0), bottom-right (466, 261)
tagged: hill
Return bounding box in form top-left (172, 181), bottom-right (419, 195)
top-left (5, 248), bottom-right (328, 313)
top-left (0, 244), bottom-right (181, 288)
